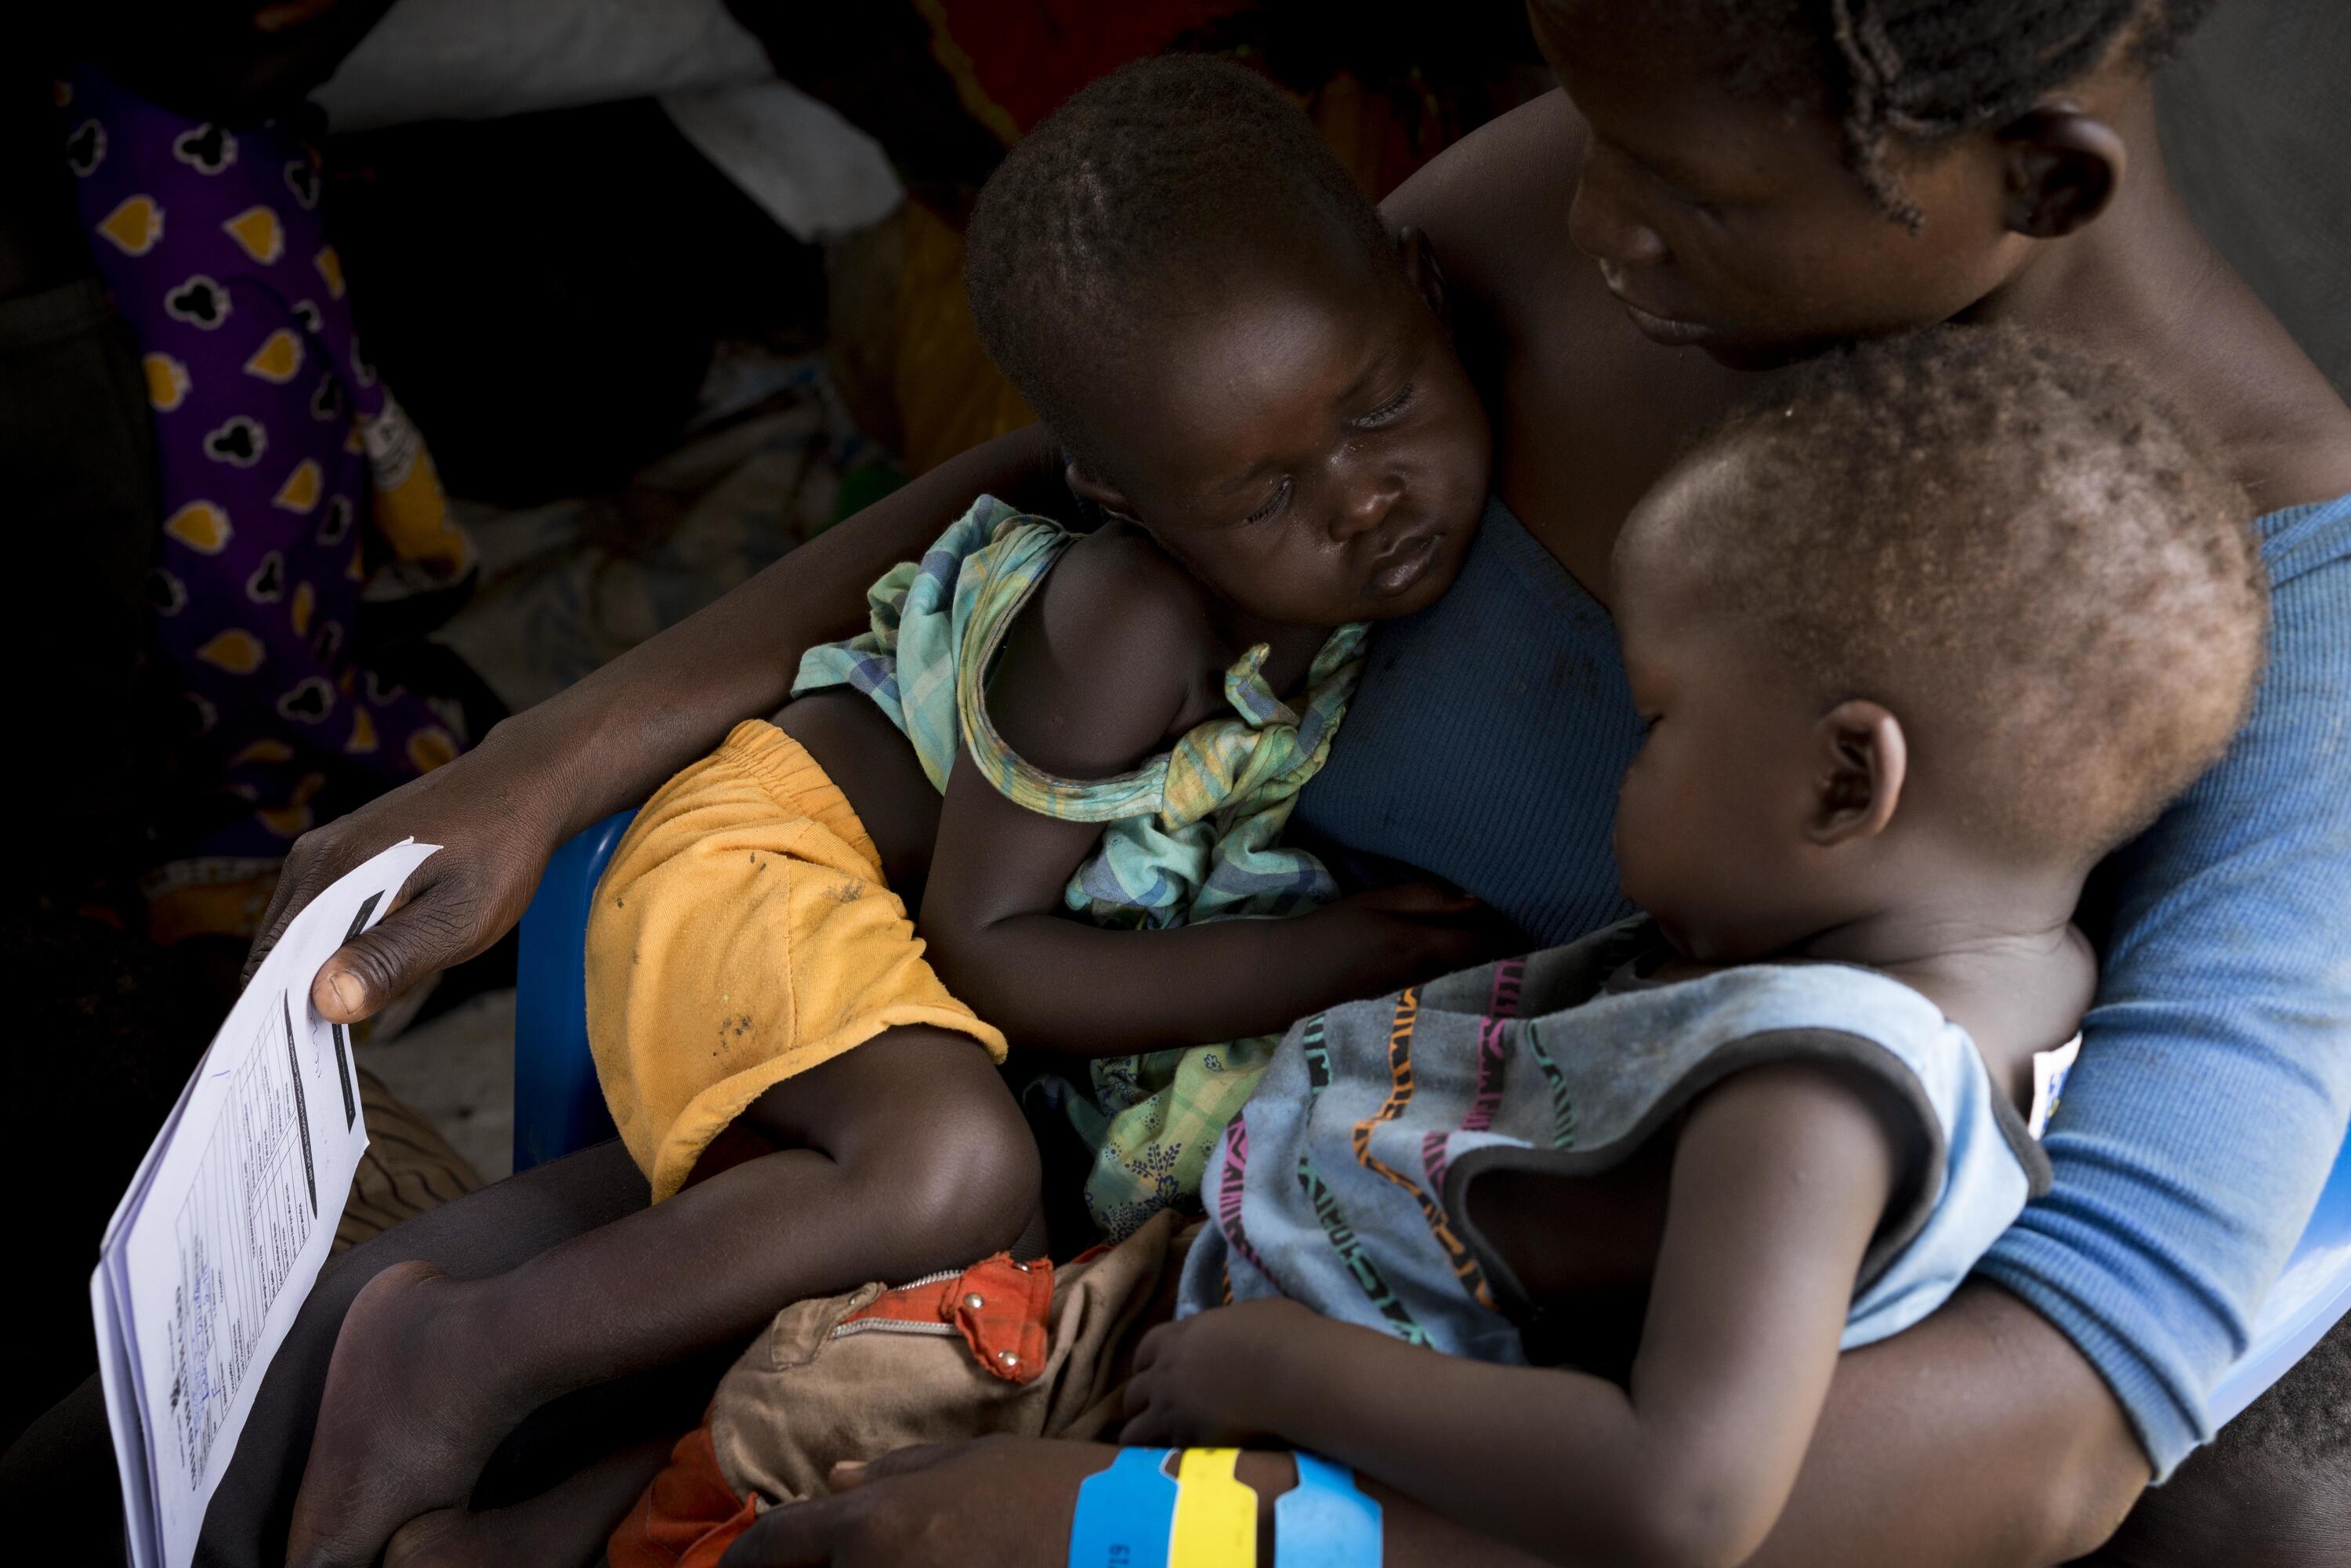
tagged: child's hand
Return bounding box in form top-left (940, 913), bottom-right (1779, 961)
top-left (1309, 882), bottom-right (1523, 997)
top-left (1119, 1298), bottom-right (1321, 1447)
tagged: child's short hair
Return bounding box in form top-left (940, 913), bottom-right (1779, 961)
top-left (964, 55), bottom-right (1398, 481)
top-left (1644, 324), bottom-right (2266, 869)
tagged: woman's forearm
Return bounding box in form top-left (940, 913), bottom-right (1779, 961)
top-left (1744, 1284), bottom-right (2144, 1567)
top-left (1310, 1289), bottom-right (2143, 1568)
top-left (726, 1308), bottom-right (2145, 1568)
top-left (505, 423), bottom-right (1065, 840)
top-left (1162, 1285), bottom-right (2142, 1568)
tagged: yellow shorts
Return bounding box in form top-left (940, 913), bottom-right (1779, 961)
top-left (586, 720), bottom-right (1005, 1200)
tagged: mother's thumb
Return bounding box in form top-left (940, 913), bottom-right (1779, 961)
top-left (309, 889), bottom-right (464, 1023)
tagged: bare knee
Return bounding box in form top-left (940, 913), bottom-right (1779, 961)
top-left (751, 1028), bottom-right (1041, 1273)
top-left (888, 1091), bottom-right (1042, 1256)
top-left (821, 1095), bottom-right (1039, 1280)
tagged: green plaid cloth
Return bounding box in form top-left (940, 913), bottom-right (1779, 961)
top-left (795, 496), bottom-right (1367, 1237)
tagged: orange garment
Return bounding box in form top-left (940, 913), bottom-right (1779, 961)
top-left (839, 1252), bottom-right (1057, 1382)
top-left (610, 1219), bottom-right (1191, 1566)
top-left (607, 1424), bottom-right (759, 1568)
top-left (606, 1255), bottom-right (1059, 1568)
top-left (585, 720), bottom-right (1005, 1200)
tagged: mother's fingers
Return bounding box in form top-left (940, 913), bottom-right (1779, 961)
top-left (1119, 1404), bottom-right (1176, 1448)
top-left (245, 827), bottom-right (348, 986)
top-left (718, 1494), bottom-right (857, 1568)
top-left (855, 1439), bottom-right (975, 1483)
top-left (1129, 1320), bottom-right (1172, 1374)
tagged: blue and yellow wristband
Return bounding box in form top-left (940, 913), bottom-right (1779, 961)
top-left (1068, 1449), bottom-right (1380, 1568)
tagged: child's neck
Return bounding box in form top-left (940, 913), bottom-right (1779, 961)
top-left (1217, 605), bottom-right (1337, 698)
top-left (1114, 520), bottom-right (1335, 697)
top-left (1783, 871), bottom-right (2096, 1104)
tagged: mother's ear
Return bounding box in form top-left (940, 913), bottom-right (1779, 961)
top-left (1395, 225), bottom-right (1452, 330)
top-left (1997, 106), bottom-right (2127, 239)
top-left (1808, 700), bottom-right (1907, 847)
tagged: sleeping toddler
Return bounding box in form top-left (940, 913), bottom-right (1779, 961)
top-left (289, 55), bottom-right (1502, 1568)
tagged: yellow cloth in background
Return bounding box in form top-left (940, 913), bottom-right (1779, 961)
top-left (360, 389), bottom-right (473, 579)
top-left (893, 202), bottom-right (1035, 475)
top-left (586, 720), bottom-right (1005, 1200)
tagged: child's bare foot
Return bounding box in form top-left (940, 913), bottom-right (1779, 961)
top-left (383, 1506), bottom-right (591, 1568)
top-left (382, 1511), bottom-right (504, 1568)
top-left (384, 1437), bottom-right (676, 1568)
top-left (287, 1262), bottom-right (529, 1568)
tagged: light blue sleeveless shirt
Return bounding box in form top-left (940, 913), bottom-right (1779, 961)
top-left (1176, 919), bottom-right (2049, 1360)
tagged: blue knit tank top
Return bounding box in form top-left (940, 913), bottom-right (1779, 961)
top-left (1295, 494), bottom-right (1641, 944)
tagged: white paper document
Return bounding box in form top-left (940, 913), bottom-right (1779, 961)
top-left (91, 840), bottom-right (439, 1568)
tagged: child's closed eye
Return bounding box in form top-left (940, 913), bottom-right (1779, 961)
top-left (1245, 476), bottom-right (1294, 524)
top-left (1353, 382), bottom-right (1417, 429)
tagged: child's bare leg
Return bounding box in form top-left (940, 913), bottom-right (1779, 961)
top-left (385, 1438), bottom-right (672, 1568)
top-left (288, 1027), bottom-right (1039, 1568)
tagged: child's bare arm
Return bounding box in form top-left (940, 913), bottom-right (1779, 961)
top-left (926, 766), bottom-right (1494, 1053)
top-left (918, 535), bottom-right (1502, 1055)
top-left (1123, 1060), bottom-right (1905, 1568)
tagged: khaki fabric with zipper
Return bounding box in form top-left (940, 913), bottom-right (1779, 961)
top-left (708, 1211), bottom-right (1190, 1506)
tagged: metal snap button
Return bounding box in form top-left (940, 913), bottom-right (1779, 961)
top-left (963, 1292), bottom-right (986, 1311)
top-left (997, 1349), bottom-right (1020, 1367)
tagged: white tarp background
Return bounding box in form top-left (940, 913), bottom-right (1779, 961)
top-left (314, 0), bottom-right (904, 243)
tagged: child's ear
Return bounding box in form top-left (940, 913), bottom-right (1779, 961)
top-left (1064, 462), bottom-right (1142, 525)
top-left (1996, 107), bottom-right (2126, 240)
top-left (1806, 700), bottom-right (1908, 847)
top-left (1396, 225), bottom-right (1451, 331)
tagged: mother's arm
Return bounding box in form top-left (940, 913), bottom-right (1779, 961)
top-left (719, 1309), bottom-right (2144, 1568)
top-left (254, 422), bottom-right (1067, 1022)
top-left (1974, 533), bottom-right (2351, 1476)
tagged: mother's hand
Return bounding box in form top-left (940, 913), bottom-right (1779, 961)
top-left (248, 424), bottom-right (1073, 1026)
top-left (717, 1438), bottom-right (1115, 1568)
top-left (247, 722), bottom-right (569, 1023)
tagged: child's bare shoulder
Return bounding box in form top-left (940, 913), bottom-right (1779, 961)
top-left (1040, 522), bottom-right (1223, 643)
top-left (984, 522), bottom-right (1232, 779)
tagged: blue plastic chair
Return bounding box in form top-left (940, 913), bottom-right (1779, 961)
top-left (513, 816), bottom-right (2351, 1426)
top-left (512, 810), bottom-right (632, 1171)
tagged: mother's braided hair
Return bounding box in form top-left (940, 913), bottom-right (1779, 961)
top-left (1690, 0), bottom-right (2219, 227)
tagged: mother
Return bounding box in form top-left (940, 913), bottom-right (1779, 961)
top-left (46, 2), bottom-right (2351, 1564)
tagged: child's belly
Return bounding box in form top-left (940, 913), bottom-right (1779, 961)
top-left (777, 690), bottom-right (941, 903)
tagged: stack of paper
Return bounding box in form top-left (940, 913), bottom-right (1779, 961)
top-left (91, 841), bottom-right (440, 1568)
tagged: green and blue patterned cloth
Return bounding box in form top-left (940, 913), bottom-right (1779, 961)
top-left (795, 495), bottom-right (1367, 1237)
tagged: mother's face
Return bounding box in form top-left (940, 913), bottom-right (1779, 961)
top-left (1531, 0), bottom-right (2039, 367)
